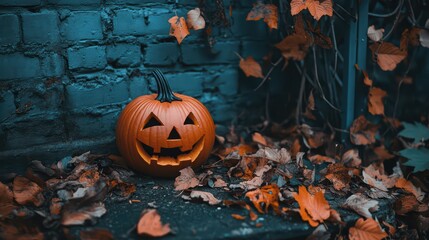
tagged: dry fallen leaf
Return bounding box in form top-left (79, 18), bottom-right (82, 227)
top-left (325, 163), bottom-right (354, 191)
top-left (79, 168), bottom-right (100, 187)
top-left (186, 8), bottom-right (205, 30)
top-left (367, 25), bottom-right (384, 42)
top-left (252, 132), bottom-right (268, 146)
top-left (369, 42), bottom-right (407, 71)
top-left (62, 202), bottom-right (107, 226)
top-left (293, 185), bottom-right (332, 227)
top-left (189, 190), bottom-right (221, 205)
top-left (239, 56), bottom-right (264, 79)
top-left (231, 214), bottom-right (246, 220)
top-left (168, 16), bottom-right (190, 44)
top-left (137, 209), bottom-right (171, 237)
top-left (245, 184), bottom-right (280, 214)
top-left (349, 218), bottom-right (388, 240)
top-left (395, 177), bottom-right (425, 202)
top-left (249, 147), bottom-right (291, 165)
top-left (342, 193), bottom-right (379, 218)
top-left (290, 0), bottom-right (333, 21)
top-left (174, 167), bottom-right (200, 191)
top-left (80, 228), bottom-right (114, 240)
top-left (246, 2), bottom-right (278, 29)
top-left (303, 91), bottom-right (316, 120)
top-left (0, 182), bottom-right (16, 218)
top-left (341, 149), bottom-right (362, 167)
top-left (395, 194), bottom-right (428, 215)
top-left (308, 154), bottom-right (335, 164)
top-left (350, 115), bottom-right (378, 145)
top-left (368, 87), bottom-right (387, 116)
top-left (13, 176), bottom-right (45, 207)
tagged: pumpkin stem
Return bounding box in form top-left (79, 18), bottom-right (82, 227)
top-left (152, 69), bottom-right (182, 103)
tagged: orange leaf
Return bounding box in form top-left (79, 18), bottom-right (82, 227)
top-left (13, 176), bottom-right (45, 207)
top-left (325, 163), bottom-right (353, 190)
top-left (369, 42), bottom-right (406, 71)
top-left (246, 2), bottom-right (278, 30)
top-left (395, 177), bottom-right (425, 202)
top-left (293, 185), bottom-right (331, 227)
top-left (239, 56), bottom-right (264, 78)
top-left (275, 34), bottom-right (311, 61)
top-left (231, 214), bottom-right (246, 220)
top-left (308, 154), bottom-right (335, 164)
top-left (0, 182), bottom-right (16, 217)
top-left (245, 184), bottom-right (280, 214)
top-left (349, 218), bottom-right (387, 240)
top-left (174, 167), bottom-right (200, 191)
top-left (290, 0), bottom-right (333, 21)
top-left (137, 209), bottom-right (171, 237)
top-left (252, 132), bottom-right (267, 146)
top-left (168, 16), bottom-right (190, 44)
top-left (350, 115), bottom-right (378, 145)
top-left (368, 87), bottom-right (387, 115)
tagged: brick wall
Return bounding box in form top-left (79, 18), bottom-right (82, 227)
top-left (0, 0), bottom-right (269, 163)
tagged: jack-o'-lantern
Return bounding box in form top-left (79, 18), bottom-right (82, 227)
top-left (116, 69), bottom-right (215, 177)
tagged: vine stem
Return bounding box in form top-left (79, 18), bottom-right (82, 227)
top-left (296, 63), bottom-right (306, 126)
top-left (254, 57), bottom-right (283, 91)
top-left (381, 0), bottom-right (404, 41)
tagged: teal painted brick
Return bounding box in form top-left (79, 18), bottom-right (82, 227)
top-left (0, 14), bottom-right (20, 45)
top-left (130, 75), bottom-right (149, 99)
top-left (0, 54), bottom-right (41, 80)
top-left (68, 109), bottom-right (121, 139)
top-left (0, 0), bottom-right (40, 6)
top-left (144, 43), bottom-right (179, 66)
top-left (204, 68), bottom-right (238, 96)
top-left (67, 46), bottom-right (106, 71)
top-left (66, 78), bottom-right (129, 109)
top-left (242, 41), bottom-right (270, 60)
top-left (112, 9), bottom-right (170, 36)
top-left (158, 72), bottom-right (204, 97)
top-left (1, 113), bottom-right (66, 150)
top-left (107, 44), bottom-right (141, 67)
top-left (106, 0), bottom-right (167, 4)
top-left (230, 10), bottom-right (267, 39)
top-left (112, 9), bottom-right (146, 36)
top-left (42, 53), bottom-right (64, 77)
top-left (61, 11), bottom-right (103, 41)
top-left (0, 91), bottom-right (15, 121)
top-left (182, 41), bottom-right (239, 65)
top-left (22, 12), bottom-right (60, 44)
top-left (47, 0), bottom-right (100, 5)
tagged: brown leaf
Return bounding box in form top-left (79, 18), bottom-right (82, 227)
top-left (350, 115), bottom-right (378, 145)
top-left (369, 42), bottom-right (406, 71)
top-left (395, 195), bottom-right (428, 215)
top-left (168, 16), bottom-right (189, 44)
top-left (401, 28), bottom-right (421, 50)
top-left (349, 218), bottom-right (388, 240)
top-left (13, 176), bottom-right (45, 207)
top-left (137, 209), bottom-right (171, 237)
top-left (325, 163), bottom-right (353, 190)
top-left (174, 167), bottom-right (200, 191)
top-left (252, 132), bottom-right (268, 146)
top-left (341, 149), bottom-right (362, 167)
top-left (373, 145), bottom-right (395, 161)
top-left (62, 202), bottom-right (107, 226)
top-left (303, 91), bottom-right (316, 120)
top-left (395, 177), bottom-right (425, 202)
top-left (362, 164), bottom-right (400, 191)
top-left (78, 168), bottom-right (100, 187)
top-left (342, 193), bottom-right (379, 218)
top-left (245, 184), bottom-right (280, 214)
top-left (275, 34), bottom-right (311, 61)
top-left (246, 2), bottom-right (278, 29)
top-left (300, 124), bottom-right (327, 148)
top-left (382, 221), bottom-right (396, 236)
top-left (186, 8), bottom-right (205, 30)
top-left (367, 25), bottom-right (384, 42)
top-left (239, 56), bottom-right (264, 78)
top-left (80, 228), bottom-right (114, 240)
top-left (290, 0), bottom-right (333, 21)
top-left (308, 154), bottom-right (335, 164)
top-left (50, 197), bottom-right (63, 215)
top-left (368, 87), bottom-right (387, 116)
top-left (0, 182), bottom-right (16, 218)
top-left (249, 147), bottom-right (291, 164)
top-left (293, 185), bottom-right (332, 227)
top-left (355, 64), bottom-right (373, 87)
top-left (189, 190), bottom-right (221, 205)
top-left (0, 221), bottom-right (44, 240)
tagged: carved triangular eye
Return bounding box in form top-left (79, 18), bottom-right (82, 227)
top-left (143, 114), bottom-right (163, 129)
top-left (184, 113), bottom-right (196, 125)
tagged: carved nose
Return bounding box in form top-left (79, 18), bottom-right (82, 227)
top-left (167, 127), bottom-right (181, 140)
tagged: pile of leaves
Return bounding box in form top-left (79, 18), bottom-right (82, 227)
top-left (0, 153), bottom-right (171, 239)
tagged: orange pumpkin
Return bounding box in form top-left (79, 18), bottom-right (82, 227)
top-left (116, 69), bottom-right (215, 177)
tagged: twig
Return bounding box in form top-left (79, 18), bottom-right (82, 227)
top-left (368, 0), bottom-right (403, 18)
top-left (381, 0), bottom-right (404, 41)
top-left (296, 63), bottom-right (306, 125)
top-left (407, 0), bottom-right (416, 25)
top-left (393, 51), bottom-right (415, 118)
top-left (254, 57), bottom-right (283, 91)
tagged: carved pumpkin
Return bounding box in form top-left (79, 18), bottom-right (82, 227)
top-left (116, 69), bottom-right (215, 177)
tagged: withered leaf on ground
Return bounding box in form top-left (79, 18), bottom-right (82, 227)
top-left (325, 163), bottom-right (354, 191)
top-left (249, 147), bottom-right (291, 165)
top-left (342, 193), bottom-right (379, 218)
top-left (0, 182), bottom-right (16, 218)
top-left (13, 176), bottom-right (45, 207)
top-left (61, 202), bottom-right (107, 226)
top-left (349, 218), bottom-right (388, 240)
top-left (246, 2), bottom-right (278, 29)
top-left (341, 149), bottom-right (362, 167)
top-left (80, 228), bottom-right (114, 240)
top-left (137, 209), bottom-right (171, 237)
top-left (245, 184), bottom-right (280, 214)
top-left (395, 194), bottom-right (428, 215)
top-left (187, 190), bottom-right (221, 205)
top-left (350, 115), bottom-right (378, 145)
top-left (174, 167), bottom-right (200, 191)
top-left (308, 154), bottom-right (335, 164)
top-left (293, 185), bottom-right (332, 227)
top-left (395, 177), bottom-right (425, 202)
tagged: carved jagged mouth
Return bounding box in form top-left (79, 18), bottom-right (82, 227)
top-left (137, 136), bottom-right (204, 166)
